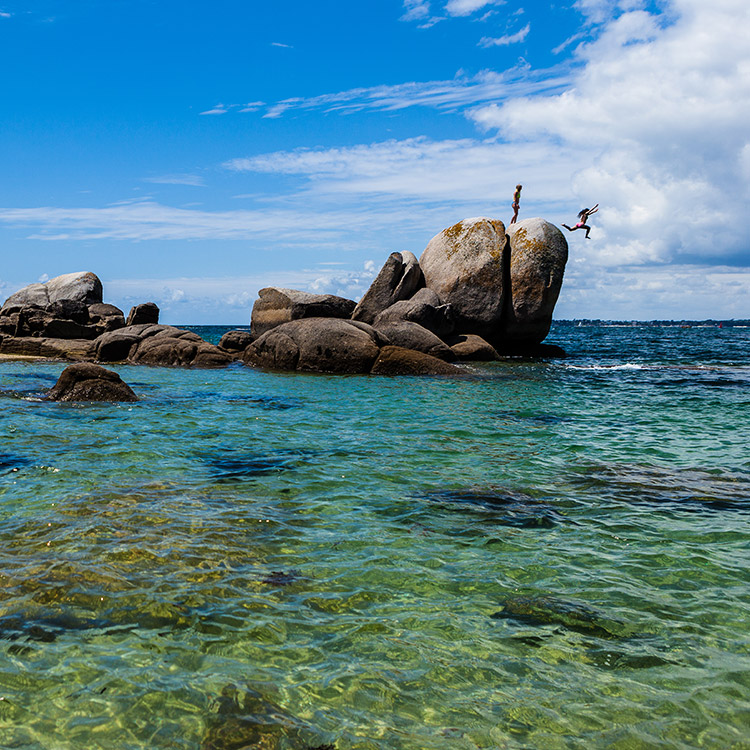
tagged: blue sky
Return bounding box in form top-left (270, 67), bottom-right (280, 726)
top-left (1, 0), bottom-right (748, 323)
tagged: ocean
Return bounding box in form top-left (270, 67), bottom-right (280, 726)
top-left (1, 321), bottom-right (749, 749)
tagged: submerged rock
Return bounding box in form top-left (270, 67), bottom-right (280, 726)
top-left (492, 595), bottom-right (627, 638)
top-left (47, 363), bottom-right (139, 402)
top-left (423, 488), bottom-right (564, 528)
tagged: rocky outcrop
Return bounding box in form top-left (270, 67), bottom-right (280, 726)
top-left (372, 287), bottom-right (454, 338)
top-left (351, 251), bottom-right (423, 324)
top-left (370, 346), bottom-right (465, 376)
top-left (447, 333), bottom-right (499, 361)
top-left (126, 302), bottom-right (159, 326)
top-left (95, 324), bottom-right (234, 368)
top-left (501, 218), bottom-right (568, 346)
top-left (250, 288), bottom-right (355, 338)
top-left (373, 321), bottom-right (455, 361)
top-left (244, 318), bottom-right (387, 374)
top-left (47, 363), bottom-right (138, 402)
top-left (1, 272), bottom-right (103, 311)
top-left (218, 329), bottom-right (253, 352)
top-left (419, 218), bottom-right (508, 342)
top-left (86, 303), bottom-right (126, 332)
top-left (0, 336), bottom-right (94, 361)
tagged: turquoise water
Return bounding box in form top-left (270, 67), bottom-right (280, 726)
top-left (1, 322), bottom-right (749, 749)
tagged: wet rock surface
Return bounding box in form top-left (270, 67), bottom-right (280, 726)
top-left (370, 345), bottom-right (465, 376)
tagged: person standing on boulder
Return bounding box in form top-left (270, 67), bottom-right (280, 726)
top-left (510, 184), bottom-right (522, 224)
top-left (562, 204), bottom-right (598, 239)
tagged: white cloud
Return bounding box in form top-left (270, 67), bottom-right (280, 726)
top-left (199, 105), bottom-right (228, 116)
top-left (469, 0), bottom-right (750, 267)
top-left (235, 68), bottom-right (570, 120)
top-left (445, 0), bottom-right (504, 17)
top-left (143, 174), bottom-right (205, 187)
top-left (0, 11), bottom-right (11, 18)
top-left (401, 0), bottom-right (432, 21)
top-left (478, 22), bottom-right (530, 47)
top-left (271, 42), bottom-right (292, 48)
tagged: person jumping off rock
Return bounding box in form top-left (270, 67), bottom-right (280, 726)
top-left (562, 204), bottom-right (598, 238)
top-left (510, 184), bottom-right (522, 224)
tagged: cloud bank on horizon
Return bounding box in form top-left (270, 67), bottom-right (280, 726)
top-left (0, 0), bottom-right (748, 323)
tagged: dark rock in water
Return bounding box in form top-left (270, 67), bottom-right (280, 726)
top-left (495, 342), bottom-right (567, 358)
top-left (260, 570), bottom-right (301, 586)
top-left (219, 329), bottom-right (253, 352)
top-left (95, 324), bottom-right (234, 368)
top-left (587, 647), bottom-right (674, 670)
top-left (351, 251), bottom-right (423, 324)
top-left (203, 449), bottom-right (301, 480)
top-left (492, 595), bottom-right (627, 639)
top-left (201, 684), bottom-right (333, 750)
top-left (423, 488), bottom-right (565, 529)
top-left (370, 346), bottom-right (465, 377)
top-left (244, 318), bottom-right (385, 374)
top-left (373, 321), bottom-right (456, 361)
top-left (446, 333), bottom-right (499, 361)
top-left (251, 287), bottom-right (356, 338)
top-left (0, 452), bottom-right (32, 473)
top-left (126, 302), bottom-right (160, 326)
top-left (47, 363), bottom-right (139, 402)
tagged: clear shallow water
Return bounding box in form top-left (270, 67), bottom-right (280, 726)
top-left (1, 322), bottom-right (749, 750)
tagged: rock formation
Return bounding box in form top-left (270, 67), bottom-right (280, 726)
top-left (0, 272), bottom-right (233, 369)
top-left (47, 363), bottom-right (139, 402)
top-left (251, 287), bottom-right (356, 338)
top-left (351, 251), bottom-right (423, 324)
top-left (419, 218), bottom-right (508, 341)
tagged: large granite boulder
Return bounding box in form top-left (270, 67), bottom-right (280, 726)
top-left (370, 346), bottom-right (465, 377)
top-left (47, 363), bottom-right (138, 402)
top-left (373, 321), bottom-right (456, 361)
top-left (94, 324), bottom-right (234, 368)
top-left (351, 251), bottom-right (423, 324)
top-left (1, 299), bottom-right (126, 340)
top-left (419, 218), bottom-right (507, 342)
top-left (250, 288), bottom-right (356, 338)
top-left (372, 287), bottom-right (454, 338)
top-left (2, 272), bottom-right (103, 311)
top-left (244, 318), bottom-right (386, 374)
top-left (501, 218), bottom-right (568, 346)
top-left (126, 302), bottom-right (159, 326)
top-left (87, 303), bottom-right (127, 332)
top-left (0, 336), bottom-right (94, 361)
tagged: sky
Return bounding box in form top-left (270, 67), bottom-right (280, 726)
top-left (1, 0), bottom-right (748, 323)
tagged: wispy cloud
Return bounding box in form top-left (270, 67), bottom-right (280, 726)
top-left (143, 174), bottom-right (206, 187)
top-left (271, 41), bottom-right (293, 48)
top-left (199, 104), bottom-right (229, 116)
top-left (0, 11), bottom-right (11, 18)
top-left (445, 0), bottom-right (505, 17)
top-left (238, 68), bottom-right (571, 120)
top-left (401, 0), bottom-right (432, 22)
top-left (478, 22), bottom-right (530, 47)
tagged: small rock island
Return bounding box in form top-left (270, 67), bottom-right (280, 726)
top-left (0, 217), bottom-right (567, 376)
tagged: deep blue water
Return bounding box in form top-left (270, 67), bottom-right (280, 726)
top-left (0, 321), bottom-right (749, 749)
